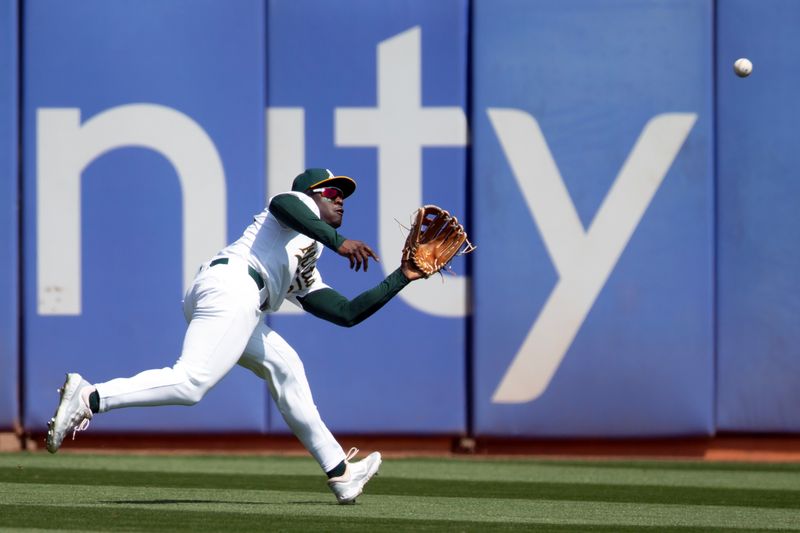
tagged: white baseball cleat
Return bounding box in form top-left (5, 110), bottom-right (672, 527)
top-left (327, 447), bottom-right (382, 504)
top-left (46, 373), bottom-right (95, 454)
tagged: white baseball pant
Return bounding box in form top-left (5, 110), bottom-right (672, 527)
top-left (94, 258), bottom-right (346, 472)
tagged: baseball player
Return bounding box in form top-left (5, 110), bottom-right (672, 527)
top-left (45, 168), bottom-right (425, 504)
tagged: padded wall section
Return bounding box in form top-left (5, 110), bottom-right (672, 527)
top-left (23, 0), bottom-right (267, 432)
top-left (716, 0), bottom-right (800, 432)
top-left (471, 0), bottom-right (715, 436)
top-left (0, 0), bottom-right (18, 430)
top-left (266, 0), bottom-right (469, 433)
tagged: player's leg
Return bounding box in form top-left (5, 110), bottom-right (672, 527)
top-left (237, 322), bottom-right (381, 504)
top-left (238, 322), bottom-right (345, 471)
top-left (46, 265), bottom-right (261, 453)
top-left (96, 266), bottom-right (261, 410)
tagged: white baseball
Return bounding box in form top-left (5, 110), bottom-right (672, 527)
top-left (734, 58), bottom-right (753, 77)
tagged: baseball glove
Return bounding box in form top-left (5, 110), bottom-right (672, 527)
top-left (402, 205), bottom-right (475, 278)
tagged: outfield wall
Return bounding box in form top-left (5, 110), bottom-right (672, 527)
top-left (0, 0), bottom-right (19, 431)
top-left (715, 0), bottom-right (800, 432)
top-left (0, 0), bottom-right (797, 436)
top-left (472, 0), bottom-right (714, 437)
top-left (265, 0), bottom-right (469, 434)
top-left (22, 0), bottom-right (268, 432)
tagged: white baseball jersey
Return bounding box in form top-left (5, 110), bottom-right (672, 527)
top-left (218, 191), bottom-right (329, 312)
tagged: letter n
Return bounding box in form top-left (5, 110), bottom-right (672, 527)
top-left (37, 104), bottom-right (227, 315)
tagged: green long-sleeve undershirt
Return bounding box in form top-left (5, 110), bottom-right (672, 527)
top-left (297, 269), bottom-right (410, 327)
top-left (269, 193), bottom-right (411, 327)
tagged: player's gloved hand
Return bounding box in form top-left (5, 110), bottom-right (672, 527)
top-left (337, 239), bottom-right (380, 272)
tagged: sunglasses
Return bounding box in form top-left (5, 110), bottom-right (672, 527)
top-left (311, 187), bottom-right (344, 201)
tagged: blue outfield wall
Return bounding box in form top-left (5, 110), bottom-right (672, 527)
top-left (11, 0), bottom-right (799, 437)
top-left (0, 0), bottom-right (18, 431)
top-left (471, 0), bottom-right (715, 437)
top-left (716, 0), bottom-right (800, 432)
top-left (23, 0), bottom-right (267, 432)
top-left (266, 0), bottom-right (469, 434)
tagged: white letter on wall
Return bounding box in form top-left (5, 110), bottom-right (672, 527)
top-left (336, 27), bottom-right (469, 317)
top-left (37, 104), bottom-right (226, 315)
top-left (488, 109), bottom-right (697, 403)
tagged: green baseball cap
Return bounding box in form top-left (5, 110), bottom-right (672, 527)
top-left (291, 168), bottom-right (357, 199)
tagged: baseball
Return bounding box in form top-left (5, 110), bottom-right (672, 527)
top-left (734, 58), bottom-right (753, 77)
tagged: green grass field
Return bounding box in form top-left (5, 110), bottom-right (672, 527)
top-left (1, 452), bottom-right (799, 532)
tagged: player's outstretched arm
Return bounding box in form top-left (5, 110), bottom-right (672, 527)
top-left (297, 268), bottom-right (413, 327)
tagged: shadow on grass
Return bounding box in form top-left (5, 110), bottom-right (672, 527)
top-left (102, 499), bottom-right (260, 505)
top-left (102, 498), bottom-right (335, 506)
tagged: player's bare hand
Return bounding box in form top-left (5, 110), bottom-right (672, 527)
top-left (337, 239), bottom-right (379, 272)
top-left (401, 259), bottom-right (426, 281)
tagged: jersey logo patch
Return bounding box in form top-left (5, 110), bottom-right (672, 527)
top-left (287, 243), bottom-right (318, 294)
